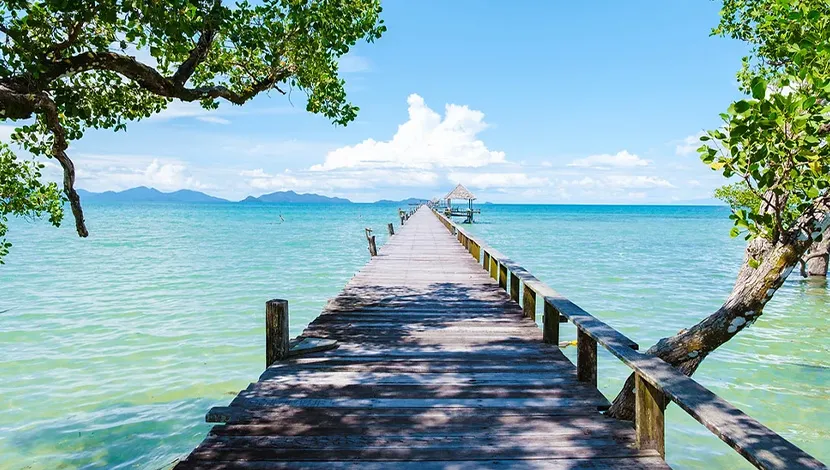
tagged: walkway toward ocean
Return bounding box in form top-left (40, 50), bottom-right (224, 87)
top-left (174, 206), bottom-right (666, 469)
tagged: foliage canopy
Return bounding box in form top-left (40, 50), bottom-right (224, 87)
top-left (0, 0), bottom-right (385, 260)
top-left (704, 0), bottom-right (830, 243)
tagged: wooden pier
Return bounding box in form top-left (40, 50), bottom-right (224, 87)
top-left (175, 207), bottom-right (825, 469)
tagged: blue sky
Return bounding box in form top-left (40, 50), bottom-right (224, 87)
top-left (4, 1), bottom-right (750, 203)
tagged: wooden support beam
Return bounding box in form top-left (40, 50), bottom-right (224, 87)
top-left (543, 300), bottom-right (559, 345)
top-left (498, 263), bottom-right (508, 291)
top-left (577, 328), bottom-right (597, 386)
top-left (522, 284), bottom-right (536, 322)
top-left (471, 241), bottom-right (481, 262)
top-left (483, 251), bottom-right (490, 272)
top-left (635, 373), bottom-right (667, 458)
top-left (387, 223), bottom-right (394, 236)
top-left (489, 256), bottom-right (498, 280)
top-left (509, 272), bottom-right (519, 303)
top-left (265, 299), bottom-right (289, 367)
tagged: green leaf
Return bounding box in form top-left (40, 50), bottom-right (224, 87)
top-left (734, 100), bottom-right (751, 113)
top-left (807, 186), bottom-right (819, 198)
top-left (730, 227), bottom-right (741, 238)
top-left (750, 76), bottom-right (767, 100)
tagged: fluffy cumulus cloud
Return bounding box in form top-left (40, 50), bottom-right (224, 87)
top-left (448, 172), bottom-right (549, 189)
top-left (70, 154), bottom-right (205, 192)
top-left (568, 150), bottom-right (650, 169)
top-left (311, 94), bottom-right (505, 171)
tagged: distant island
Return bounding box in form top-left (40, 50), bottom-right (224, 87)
top-left (77, 187), bottom-right (227, 203)
top-left (241, 190), bottom-right (351, 204)
top-left (77, 186), bottom-right (427, 205)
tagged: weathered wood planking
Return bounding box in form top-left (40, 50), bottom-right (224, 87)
top-left (437, 211), bottom-right (827, 470)
top-left (175, 207), bottom-right (669, 469)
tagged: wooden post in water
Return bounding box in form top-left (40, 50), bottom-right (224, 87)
top-left (265, 299), bottom-right (289, 367)
top-left (509, 273), bottom-right (519, 303)
top-left (523, 285), bottom-right (536, 321)
top-left (635, 373), bottom-right (667, 458)
top-left (577, 329), bottom-right (597, 386)
top-left (387, 223), bottom-right (395, 236)
top-left (365, 228), bottom-right (378, 257)
top-left (498, 263), bottom-right (508, 291)
top-left (543, 300), bottom-right (559, 345)
top-left (368, 236), bottom-right (378, 256)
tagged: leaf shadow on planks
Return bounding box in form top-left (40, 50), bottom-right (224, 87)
top-left (183, 281), bottom-right (670, 468)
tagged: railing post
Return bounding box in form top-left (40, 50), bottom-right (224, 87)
top-left (483, 251), bottom-right (490, 271)
top-left (522, 285), bottom-right (536, 321)
top-left (509, 273), bottom-right (519, 302)
top-left (368, 235), bottom-right (378, 256)
top-left (543, 300), bottom-right (559, 345)
top-left (387, 223), bottom-right (394, 236)
top-left (489, 256), bottom-right (498, 280)
top-left (365, 228), bottom-right (378, 257)
top-left (498, 263), bottom-right (508, 290)
top-left (266, 299), bottom-right (289, 367)
top-left (577, 329), bottom-right (597, 386)
top-left (472, 242), bottom-right (480, 262)
top-left (635, 373), bottom-right (667, 458)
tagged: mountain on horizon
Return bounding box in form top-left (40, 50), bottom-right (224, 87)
top-left (373, 197), bottom-right (427, 205)
top-left (77, 187), bottom-right (228, 203)
top-left (77, 187), bottom-right (435, 205)
top-left (242, 190), bottom-right (352, 204)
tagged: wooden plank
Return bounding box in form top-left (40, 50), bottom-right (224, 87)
top-left (176, 457), bottom-right (671, 470)
top-left (184, 441), bottom-right (662, 462)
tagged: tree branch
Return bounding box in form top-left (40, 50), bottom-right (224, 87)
top-left (0, 87), bottom-right (88, 237)
top-left (171, 0), bottom-right (223, 86)
top-left (38, 51), bottom-right (291, 105)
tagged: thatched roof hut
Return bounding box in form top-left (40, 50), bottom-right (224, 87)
top-left (444, 184), bottom-right (476, 202)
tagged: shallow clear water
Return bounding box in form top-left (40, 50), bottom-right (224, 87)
top-left (1, 203), bottom-right (827, 469)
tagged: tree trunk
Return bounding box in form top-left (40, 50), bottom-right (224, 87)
top-left (606, 236), bottom-right (806, 421)
top-left (804, 237), bottom-right (829, 277)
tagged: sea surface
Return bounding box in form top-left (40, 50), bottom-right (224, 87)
top-left (1, 203), bottom-right (827, 469)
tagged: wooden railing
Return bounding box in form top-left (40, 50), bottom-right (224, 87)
top-left (433, 209), bottom-right (826, 470)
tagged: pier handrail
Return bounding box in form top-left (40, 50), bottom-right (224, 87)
top-left (433, 208), bottom-right (826, 470)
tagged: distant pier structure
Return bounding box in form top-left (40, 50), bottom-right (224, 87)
top-left (443, 183), bottom-right (481, 223)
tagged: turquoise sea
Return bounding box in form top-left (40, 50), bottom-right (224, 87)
top-left (1, 203), bottom-right (827, 469)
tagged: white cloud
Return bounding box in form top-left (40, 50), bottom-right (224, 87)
top-left (241, 168), bottom-right (438, 194)
top-left (676, 133), bottom-right (705, 156)
top-left (568, 150), bottom-right (650, 169)
top-left (150, 100), bottom-right (230, 124)
top-left (311, 94), bottom-right (505, 171)
top-left (566, 175), bottom-right (674, 190)
top-left (688, 179), bottom-right (701, 187)
top-left (447, 172), bottom-right (549, 189)
top-left (71, 154), bottom-right (205, 192)
top-left (196, 116), bottom-right (231, 125)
